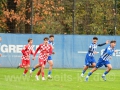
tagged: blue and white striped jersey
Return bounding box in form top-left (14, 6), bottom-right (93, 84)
top-left (87, 42), bottom-right (106, 56)
top-left (88, 43), bottom-right (97, 56)
top-left (48, 40), bottom-right (54, 46)
top-left (100, 45), bottom-right (115, 61)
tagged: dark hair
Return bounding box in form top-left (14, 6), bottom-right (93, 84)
top-left (93, 37), bottom-right (98, 40)
top-left (28, 38), bottom-right (32, 42)
top-left (49, 35), bottom-right (54, 38)
top-left (110, 40), bottom-right (116, 43)
top-left (44, 37), bottom-right (49, 41)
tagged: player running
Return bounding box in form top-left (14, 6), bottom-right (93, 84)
top-left (34, 35), bottom-right (55, 79)
top-left (81, 37), bottom-right (109, 77)
top-left (17, 38), bottom-right (34, 76)
top-left (31, 37), bottom-right (53, 80)
top-left (47, 35), bottom-right (55, 79)
top-left (85, 40), bottom-right (117, 81)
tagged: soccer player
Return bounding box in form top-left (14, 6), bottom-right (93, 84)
top-left (85, 40), bottom-right (117, 81)
top-left (31, 37), bottom-right (53, 80)
top-left (47, 35), bottom-right (55, 79)
top-left (17, 38), bottom-right (34, 76)
top-left (81, 37), bottom-right (109, 77)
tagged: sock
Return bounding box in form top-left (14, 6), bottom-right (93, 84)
top-left (37, 70), bottom-right (41, 76)
top-left (48, 70), bottom-right (52, 75)
top-left (32, 68), bottom-right (36, 71)
top-left (42, 72), bottom-right (44, 77)
top-left (24, 69), bottom-right (28, 74)
top-left (82, 70), bottom-right (86, 74)
top-left (103, 71), bottom-right (109, 76)
top-left (88, 72), bottom-right (92, 76)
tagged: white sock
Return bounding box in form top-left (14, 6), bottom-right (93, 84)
top-left (86, 76), bottom-right (89, 78)
top-left (102, 74), bottom-right (105, 76)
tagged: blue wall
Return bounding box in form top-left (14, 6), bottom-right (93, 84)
top-left (0, 34), bottom-right (120, 69)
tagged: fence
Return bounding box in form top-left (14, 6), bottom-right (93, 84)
top-left (0, 34), bottom-right (120, 69)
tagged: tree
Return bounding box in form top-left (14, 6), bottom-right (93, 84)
top-left (25, 0), bottom-right (32, 33)
top-left (0, 0), bottom-right (120, 35)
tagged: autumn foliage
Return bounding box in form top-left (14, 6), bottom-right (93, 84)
top-left (0, 0), bottom-right (120, 35)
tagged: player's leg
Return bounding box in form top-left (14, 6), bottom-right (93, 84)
top-left (30, 64), bottom-right (40, 76)
top-left (81, 55), bottom-right (90, 77)
top-left (48, 56), bottom-right (53, 78)
top-left (41, 60), bottom-right (46, 80)
top-left (17, 59), bottom-right (24, 69)
top-left (85, 67), bottom-right (98, 81)
top-left (23, 65), bottom-right (30, 75)
top-left (41, 62), bottom-right (46, 80)
top-left (35, 68), bottom-right (41, 80)
top-left (91, 57), bottom-right (96, 68)
top-left (20, 60), bottom-right (27, 76)
top-left (102, 61), bottom-right (111, 81)
top-left (31, 64), bottom-right (40, 71)
top-left (81, 66), bottom-right (89, 77)
top-left (37, 68), bottom-right (41, 76)
top-left (23, 60), bottom-right (30, 76)
top-left (85, 58), bottom-right (103, 81)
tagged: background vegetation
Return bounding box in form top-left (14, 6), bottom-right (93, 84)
top-left (0, 0), bottom-right (120, 35)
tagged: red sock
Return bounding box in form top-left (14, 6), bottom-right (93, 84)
top-left (41, 72), bottom-right (44, 77)
top-left (24, 69), bottom-right (28, 74)
top-left (37, 69), bottom-right (41, 76)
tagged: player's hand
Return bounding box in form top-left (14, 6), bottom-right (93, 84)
top-left (52, 52), bottom-right (55, 54)
top-left (32, 57), bottom-right (35, 60)
top-left (0, 54), bottom-right (2, 57)
top-left (52, 46), bottom-right (54, 50)
top-left (93, 51), bottom-right (98, 54)
top-left (106, 40), bottom-right (110, 44)
top-left (114, 50), bottom-right (118, 53)
top-left (109, 56), bottom-right (112, 59)
top-left (46, 53), bottom-right (50, 57)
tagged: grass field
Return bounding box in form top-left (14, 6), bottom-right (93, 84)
top-left (0, 68), bottom-right (119, 90)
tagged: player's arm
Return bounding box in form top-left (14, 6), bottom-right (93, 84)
top-left (31, 47), bottom-right (35, 55)
top-left (32, 45), bottom-right (40, 60)
top-left (88, 45), bottom-right (93, 53)
top-left (21, 46), bottom-right (28, 56)
top-left (48, 45), bottom-right (53, 56)
top-left (88, 45), bottom-right (98, 54)
top-left (97, 40), bottom-right (110, 47)
top-left (50, 44), bottom-right (55, 54)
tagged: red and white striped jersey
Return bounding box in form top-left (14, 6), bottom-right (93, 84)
top-left (21, 44), bottom-right (34, 60)
top-left (34, 44), bottom-right (53, 61)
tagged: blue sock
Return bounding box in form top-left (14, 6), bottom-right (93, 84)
top-left (88, 72), bottom-right (92, 76)
top-left (82, 70), bottom-right (86, 74)
top-left (48, 70), bottom-right (52, 75)
top-left (32, 68), bottom-right (36, 71)
top-left (104, 71), bottom-right (109, 75)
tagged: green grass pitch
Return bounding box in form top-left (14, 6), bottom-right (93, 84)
top-left (0, 68), bottom-right (119, 90)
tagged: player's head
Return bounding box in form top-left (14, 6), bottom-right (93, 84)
top-left (28, 38), bottom-right (33, 45)
top-left (110, 40), bottom-right (116, 48)
top-left (44, 37), bottom-right (49, 45)
top-left (49, 35), bottom-right (54, 42)
top-left (93, 37), bottom-right (98, 44)
top-left (0, 36), bottom-right (2, 42)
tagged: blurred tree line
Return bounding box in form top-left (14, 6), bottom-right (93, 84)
top-left (0, 0), bottom-right (120, 35)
